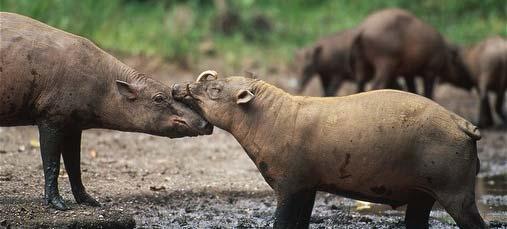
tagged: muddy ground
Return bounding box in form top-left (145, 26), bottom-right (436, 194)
top-left (1, 57), bottom-right (506, 228)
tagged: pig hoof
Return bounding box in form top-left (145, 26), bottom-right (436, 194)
top-left (47, 196), bottom-right (70, 210)
top-left (76, 193), bottom-right (101, 207)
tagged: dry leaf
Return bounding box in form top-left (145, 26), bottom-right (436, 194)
top-left (29, 139), bottom-right (40, 148)
top-left (89, 150), bottom-right (97, 159)
top-left (355, 201), bottom-right (371, 210)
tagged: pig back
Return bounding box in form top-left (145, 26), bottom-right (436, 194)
top-left (470, 37), bottom-right (507, 88)
top-left (0, 12), bottom-right (112, 125)
top-left (295, 90), bottom-right (473, 180)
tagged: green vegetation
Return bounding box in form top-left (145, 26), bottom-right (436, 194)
top-left (1, 0), bottom-right (505, 70)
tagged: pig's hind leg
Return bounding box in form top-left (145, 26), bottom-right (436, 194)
top-left (478, 73), bottom-right (494, 128)
top-left (274, 189), bottom-right (316, 229)
top-left (38, 122), bottom-right (69, 210)
top-left (62, 129), bottom-right (101, 207)
top-left (433, 152), bottom-right (486, 228)
top-left (404, 190), bottom-right (435, 229)
top-left (495, 88), bottom-right (506, 122)
top-left (436, 191), bottom-right (486, 229)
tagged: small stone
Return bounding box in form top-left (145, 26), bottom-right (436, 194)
top-left (149, 186), bottom-right (166, 191)
top-left (18, 145), bottom-right (26, 152)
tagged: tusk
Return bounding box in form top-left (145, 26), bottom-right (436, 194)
top-left (196, 70), bottom-right (218, 82)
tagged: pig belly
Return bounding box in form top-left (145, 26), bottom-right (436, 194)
top-left (0, 74), bottom-right (36, 126)
top-left (314, 131), bottom-right (433, 206)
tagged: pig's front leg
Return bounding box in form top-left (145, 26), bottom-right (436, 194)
top-left (274, 189), bottom-right (316, 229)
top-left (495, 88), bottom-right (506, 122)
top-left (38, 122), bottom-right (69, 210)
top-left (478, 78), bottom-right (493, 128)
top-left (62, 129), bottom-right (100, 207)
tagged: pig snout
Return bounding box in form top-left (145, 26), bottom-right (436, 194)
top-left (171, 83), bottom-right (189, 100)
top-left (171, 83), bottom-right (202, 111)
top-left (168, 112), bottom-right (213, 137)
top-left (169, 87), bottom-right (213, 136)
top-left (197, 119), bottom-right (214, 134)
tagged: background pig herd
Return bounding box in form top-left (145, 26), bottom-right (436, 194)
top-left (295, 8), bottom-right (506, 128)
top-left (1, 4), bottom-right (506, 229)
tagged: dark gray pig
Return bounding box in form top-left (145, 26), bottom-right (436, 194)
top-left (0, 12), bottom-right (213, 210)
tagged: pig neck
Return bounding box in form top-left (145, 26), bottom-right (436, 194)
top-left (228, 81), bottom-right (298, 161)
top-left (92, 53), bottom-right (148, 130)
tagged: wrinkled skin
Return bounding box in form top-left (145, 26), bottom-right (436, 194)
top-left (0, 13), bottom-right (212, 210)
top-left (294, 29), bottom-right (357, 96)
top-left (464, 36), bottom-right (507, 128)
top-left (350, 8), bottom-right (475, 98)
top-left (173, 73), bottom-right (486, 229)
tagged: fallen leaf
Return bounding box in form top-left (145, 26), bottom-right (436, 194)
top-left (355, 200), bottom-right (371, 210)
top-left (89, 150), bottom-right (97, 159)
top-left (29, 139), bottom-right (40, 148)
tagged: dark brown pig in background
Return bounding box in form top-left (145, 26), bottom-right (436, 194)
top-left (295, 28), bottom-right (405, 96)
top-left (465, 36), bottom-right (507, 128)
top-left (294, 29), bottom-right (357, 96)
top-left (0, 13), bottom-right (212, 210)
top-left (173, 70), bottom-right (485, 229)
top-left (350, 8), bottom-right (474, 98)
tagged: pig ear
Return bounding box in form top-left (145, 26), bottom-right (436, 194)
top-left (244, 71), bottom-right (258, 79)
top-left (116, 80), bottom-right (138, 100)
top-left (236, 89), bottom-right (255, 104)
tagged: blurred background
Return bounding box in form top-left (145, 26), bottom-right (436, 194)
top-left (1, 0), bottom-right (505, 72)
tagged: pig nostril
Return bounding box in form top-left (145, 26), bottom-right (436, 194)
top-left (171, 84), bottom-right (180, 97)
top-left (198, 121), bottom-right (212, 131)
top-left (199, 121), bottom-right (208, 129)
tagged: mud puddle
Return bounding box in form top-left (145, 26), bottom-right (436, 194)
top-left (132, 173), bottom-right (507, 228)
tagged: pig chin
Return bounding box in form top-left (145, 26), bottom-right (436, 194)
top-left (163, 116), bottom-right (213, 138)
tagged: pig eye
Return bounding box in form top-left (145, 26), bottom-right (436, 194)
top-left (153, 93), bottom-right (166, 103)
top-left (208, 87), bottom-right (222, 99)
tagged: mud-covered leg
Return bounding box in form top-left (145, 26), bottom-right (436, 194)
top-left (62, 129), bottom-right (100, 207)
top-left (478, 76), bottom-right (493, 128)
top-left (274, 189), bottom-right (316, 229)
top-left (438, 191), bottom-right (486, 229)
top-left (371, 62), bottom-right (395, 90)
top-left (405, 76), bottom-right (417, 94)
top-left (38, 122), bottom-right (68, 210)
top-left (495, 88), bottom-right (506, 122)
top-left (423, 75), bottom-right (436, 99)
top-left (322, 75), bottom-right (343, 97)
top-left (405, 191), bottom-right (435, 229)
top-left (388, 78), bottom-right (403, 90)
top-left (356, 79), bottom-right (367, 93)
top-left (353, 57), bottom-right (371, 93)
